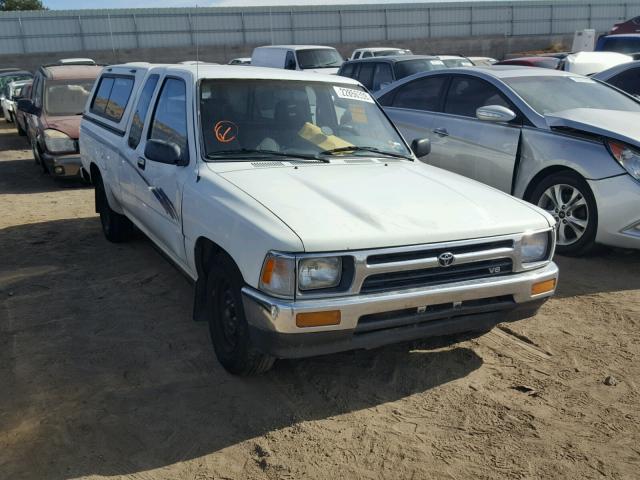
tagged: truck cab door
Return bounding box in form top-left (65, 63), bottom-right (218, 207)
top-left (135, 75), bottom-right (194, 264)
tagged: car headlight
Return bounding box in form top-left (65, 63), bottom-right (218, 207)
top-left (298, 257), bottom-right (342, 291)
top-left (259, 253), bottom-right (295, 298)
top-left (520, 231), bottom-right (549, 264)
top-left (607, 140), bottom-right (640, 181)
top-left (43, 129), bottom-right (76, 154)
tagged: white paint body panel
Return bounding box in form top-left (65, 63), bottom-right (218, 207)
top-left (81, 63), bottom-right (554, 290)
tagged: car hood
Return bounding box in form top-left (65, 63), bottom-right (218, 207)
top-left (214, 162), bottom-right (551, 252)
top-left (545, 108), bottom-right (640, 149)
top-left (43, 114), bottom-right (81, 139)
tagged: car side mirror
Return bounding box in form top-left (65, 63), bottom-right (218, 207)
top-left (411, 138), bottom-right (431, 158)
top-left (144, 139), bottom-right (183, 165)
top-left (476, 105), bottom-right (516, 123)
top-left (17, 98), bottom-right (37, 115)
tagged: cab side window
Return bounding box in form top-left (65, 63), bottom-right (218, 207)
top-left (444, 76), bottom-right (511, 118)
top-left (90, 75), bottom-right (135, 122)
top-left (384, 76), bottom-right (447, 112)
top-left (608, 68), bottom-right (640, 96)
top-left (148, 78), bottom-right (189, 163)
top-left (32, 75), bottom-right (43, 108)
top-left (340, 63), bottom-right (356, 79)
top-left (285, 51), bottom-right (296, 70)
top-left (128, 74), bottom-right (159, 149)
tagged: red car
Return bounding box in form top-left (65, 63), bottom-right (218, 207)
top-left (610, 16), bottom-right (640, 34)
top-left (494, 56), bottom-right (560, 69)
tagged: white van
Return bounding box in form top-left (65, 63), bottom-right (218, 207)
top-left (250, 45), bottom-right (343, 74)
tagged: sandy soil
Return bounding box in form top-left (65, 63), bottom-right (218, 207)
top-left (1, 120), bottom-right (639, 480)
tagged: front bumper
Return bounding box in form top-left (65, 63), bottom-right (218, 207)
top-left (589, 174), bottom-right (640, 250)
top-left (242, 262), bottom-right (558, 358)
top-left (41, 152), bottom-right (82, 178)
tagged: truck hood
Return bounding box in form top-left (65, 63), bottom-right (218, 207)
top-left (43, 114), bottom-right (81, 139)
top-left (215, 162), bottom-right (551, 252)
top-left (545, 108), bottom-right (640, 149)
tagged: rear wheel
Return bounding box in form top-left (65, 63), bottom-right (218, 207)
top-left (95, 174), bottom-right (133, 243)
top-left (528, 171), bottom-right (598, 256)
top-left (207, 254), bottom-right (275, 375)
top-left (16, 119), bottom-right (26, 136)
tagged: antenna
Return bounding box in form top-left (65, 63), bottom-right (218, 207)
top-left (195, 4), bottom-right (201, 182)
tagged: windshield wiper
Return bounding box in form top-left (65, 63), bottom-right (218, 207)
top-left (320, 146), bottom-right (413, 160)
top-left (206, 148), bottom-right (329, 163)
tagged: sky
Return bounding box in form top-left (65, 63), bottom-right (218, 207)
top-left (45, 0), bottom-right (503, 9)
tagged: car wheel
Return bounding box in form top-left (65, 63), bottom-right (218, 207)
top-left (31, 140), bottom-right (46, 171)
top-left (7, 111), bottom-right (14, 123)
top-left (17, 120), bottom-right (26, 136)
top-left (95, 174), bottom-right (133, 243)
top-left (529, 171), bottom-right (598, 256)
top-left (207, 254), bottom-right (275, 375)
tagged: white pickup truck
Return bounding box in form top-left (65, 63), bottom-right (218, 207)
top-left (80, 63), bottom-right (559, 375)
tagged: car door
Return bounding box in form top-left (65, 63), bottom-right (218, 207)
top-left (372, 62), bottom-right (394, 92)
top-left (135, 74), bottom-right (194, 263)
top-left (428, 75), bottom-right (522, 192)
top-left (379, 74), bottom-right (448, 153)
top-left (121, 74), bottom-right (160, 221)
top-left (356, 62), bottom-right (376, 91)
top-left (26, 74), bottom-right (42, 142)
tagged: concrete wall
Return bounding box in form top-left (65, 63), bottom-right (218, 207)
top-left (0, 33), bottom-right (574, 71)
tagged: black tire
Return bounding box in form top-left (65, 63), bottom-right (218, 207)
top-left (207, 254), bottom-right (275, 375)
top-left (7, 111), bottom-right (14, 123)
top-left (32, 140), bottom-right (47, 172)
top-left (95, 174), bottom-right (133, 243)
top-left (528, 171), bottom-right (598, 256)
top-left (17, 120), bottom-right (26, 136)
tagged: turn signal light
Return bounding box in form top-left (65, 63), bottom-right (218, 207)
top-left (531, 279), bottom-right (556, 295)
top-left (296, 310), bottom-right (341, 328)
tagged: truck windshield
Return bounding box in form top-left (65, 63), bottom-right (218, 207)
top-left (200, 79), bottom-right (412, 160)
top-left (44, 79), bottom-right (95, 116)
top-left (600, 37), bottom-right (640, 54)
top-left (504, 75), bottom-right (640, 115)
top-left (296, 49), bottom-right (343, 69)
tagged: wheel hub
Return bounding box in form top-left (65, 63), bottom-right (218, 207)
top-left (538, 183), bottom-right (589, 246)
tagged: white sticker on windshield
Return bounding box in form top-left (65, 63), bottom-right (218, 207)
top-left (569, 77), bottom-right (595, 83)
top-left (333, 86), bottom-right (374, 103)
top-left (431, 60), bottom-right (445, 65)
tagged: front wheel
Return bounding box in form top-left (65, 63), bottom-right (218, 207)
top-left (528, 171), bottom-right (598, 256)
top-left (207, 254), bottom-right (275, 375)
top-left (95, 174), bottom-right (133, 243)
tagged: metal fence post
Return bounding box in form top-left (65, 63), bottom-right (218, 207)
top-left (427, 7), bottom-right (431, 38)
top-left (549, 4), bottom-right (554, 35)
top-left (240, 11), bottom-right (246, 45)
top-left (290, 10), bottom-right (295, 44)
top-left (188, 12), bottom-right (195, 47)
top-left (132, 13), bottom-right (140, 49)
top-left (107, 13), bottom-right (117, 61)
top-left (470, 6), bottom-right (473, 37)
top-left (384, 8), bottom-right (389, 41)
top-left (338, 9), bottom-right (343, 44)
top-left (17, 17), bottom-right (28, 54)
top-left (77, 16), bottom-right (86, 52)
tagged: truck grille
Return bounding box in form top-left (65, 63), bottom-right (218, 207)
top-left (361, 258), bottom-right (513, 293)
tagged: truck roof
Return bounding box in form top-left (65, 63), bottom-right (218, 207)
top-left (253, 45), bottom-right (336, 51)
top-left (109, 64), bottom-right (361, 85)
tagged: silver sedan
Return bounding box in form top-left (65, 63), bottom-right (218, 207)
top-left (377, 66), bottom-right (640, 254)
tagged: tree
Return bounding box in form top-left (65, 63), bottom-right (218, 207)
top-left (0, 0), bottom-right (47, 11)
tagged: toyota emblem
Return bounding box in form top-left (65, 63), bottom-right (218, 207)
top-left (438, 252), bottom-right (455, 267)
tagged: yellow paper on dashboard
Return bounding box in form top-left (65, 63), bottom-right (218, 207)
top-left (298, 122), bottom-right (353, 151)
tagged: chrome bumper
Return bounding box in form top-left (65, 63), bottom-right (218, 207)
top-left (242, 261), bottom-right (558, 335)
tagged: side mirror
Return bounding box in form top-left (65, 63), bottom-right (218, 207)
top-left (411, 138), bottom-right (431, 158)
top-left (144, 139), bottom-right (183, 165)
top-left (476, 105), bottom-right (516, 123)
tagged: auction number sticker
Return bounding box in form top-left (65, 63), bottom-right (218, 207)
top-left (334, 86), bottom-right (374, 103)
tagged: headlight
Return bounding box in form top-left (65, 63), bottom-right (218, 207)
top-left (43, 129), bottom-right (76, 153)
top-left (520, 231), bottom-right (549, 264)
top-left (607, 140), bottom-right (640, 181)
top-left (298, 257), bottom-right (342, 291)
top-left (259, 253), bottom-right (295, 298)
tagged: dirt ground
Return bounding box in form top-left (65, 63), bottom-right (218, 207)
top-left (0, 119), bottom-right (639, 480)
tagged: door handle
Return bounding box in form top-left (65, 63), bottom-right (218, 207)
top-left (433, 128), bottom-right (449, 137)
top-left (137, 157), bottom-right (146, 170)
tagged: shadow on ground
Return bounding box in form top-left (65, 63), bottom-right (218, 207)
top-left (0, 217), bottom-right (484, 479)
